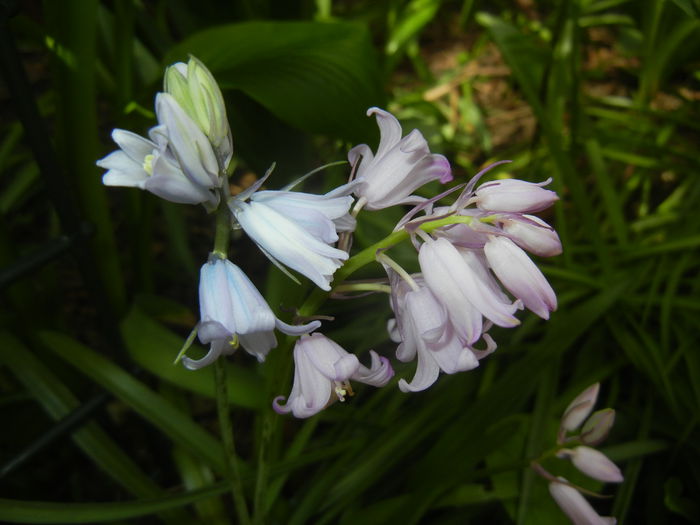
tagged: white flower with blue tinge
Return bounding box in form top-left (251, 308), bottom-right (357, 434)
top-left (273, 333), bottom-right (393, 418)
top-left (97, 125), bottom-right (218, 207)
top-left (182, 255), bottom-right (320, 370)
top-left (229, 180), bottom-right (355, 291)
top-left (155, 92), bottom-right (221, 191)
top-left (348, 107), bottom-right (452, 210)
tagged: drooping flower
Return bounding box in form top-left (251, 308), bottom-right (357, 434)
top-left (418, 237), bottom-right (521, 344)
top-left (498, 214), bottom-right (562, 257)
top-left (549, 479), bottom-right (617, 525)
top-left (483, 235), bottom-right (557, 320)
top-left (97, 126), bottom-right (218, 207)
top-left (273, 333), bottom-right (393, 418)
top-left (182, 255), bottom-right (320, 370)
top-left (348, 107), bottom-right (452, 210)
top-left (473, 178), bottom-right (558, 213)
top-left (386, 271), bottom-right (487, 392)
top-left (228, 182), bottom-right (355, 291)
top-left (164, 56), bottom-right (233, 169)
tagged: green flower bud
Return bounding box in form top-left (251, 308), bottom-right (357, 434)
top-left (164, 56), bottom-right (233, 170)
top-left (580, 408), bottom-right (616, 446)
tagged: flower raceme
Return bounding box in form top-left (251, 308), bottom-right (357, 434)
top-left (348, 107), bottom-right (452, 211)
top-left (381, 166), bottom-right (561, 391)
top-left (273, 333), bottom-right (394, 418)
top-left (183, 255), bottom-right (320, 370)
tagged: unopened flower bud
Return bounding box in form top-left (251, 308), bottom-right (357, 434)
top-left (500, 214), bottom-right (562, 257)
top-left (563, 446), bottom-right (623, 483)
top-left (474, 178), bottom-right (558, 213)
top-left (561, 383), bottom-right (600, 432)
top-left (549, 478), bottom-right (617, 524)
top-left (164, 56), bottom-right (233, 169)
top-left (581, 409), bottom-right (616, 446)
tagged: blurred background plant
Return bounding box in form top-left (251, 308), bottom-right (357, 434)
top-left (1, 0), bottom-right (699, 523)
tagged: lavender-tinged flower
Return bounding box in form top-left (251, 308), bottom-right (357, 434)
top-left (273, 333), bottom-right (393, 418)
top-left (183, 256), bottom-right (320, 370)
top-left (155, 93), bottom-right (221, 190)
top-left (97, 126), bottom-right (218, 207)
top-left (418, 237), bottom-right (521, 344)
top-left (164, 56), bottom-right (233, 169)
top-left (348, 107), bottom-right (452, 210)
top-left (387, 273), bottom-right (485, 392)
top-left (499, 214), bottom-right (562, 257)
top-left (483, 236), bottom-right (557, 320)
top-left (473, 178), bottom-right (558, 213)
top-left (561, 383), bottom-right (600, 432)
top-left (229, 185), bottom-right (355, 291)
top-left (559, 447), bottom-right (624, 483)
top-left (549, 479), bottom-right (617, 525)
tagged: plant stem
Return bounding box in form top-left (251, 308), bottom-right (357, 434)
top-left (211, 191), bottom-right (251, 524)
top-left (214, 359), bottom-right (251, 525)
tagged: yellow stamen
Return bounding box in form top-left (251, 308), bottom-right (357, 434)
top-left (143, 154), bottom-right (154, 175)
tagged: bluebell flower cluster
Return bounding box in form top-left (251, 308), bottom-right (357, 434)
top-left (98, 56), bottom-right (563, 419)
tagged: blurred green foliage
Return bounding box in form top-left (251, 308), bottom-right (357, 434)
top-left (1, 0), bottom-right (699, 523)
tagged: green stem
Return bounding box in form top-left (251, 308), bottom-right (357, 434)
top-left (211, 190), bottom-right (251, 524)
top-left (213, 194), bottom-right (231, 256)
top-left (214, 359), bottom-right (251, 525)
top-left (299, 214), bottom-right (477, 316)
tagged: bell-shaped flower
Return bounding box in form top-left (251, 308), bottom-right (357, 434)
top-left (473, 178), bottom-right (558, 213)
top-left (164, 56), bottom-right (233, 169)
top-left (182, 255), bottom-right (320, 370)
top-left (484, 236), bottom-right (557, 320)
top-left (418, 237), bottom-right (520, 344)
top-left (388, 276), bottom-right (484, 392)
top-left (549, 479), bottom-right (617, 525)
top-left (559, 446), bottom-right (624, 483)
top-left (97, 126), bottom-right (218, 207)
top-left (229, 185), bottom-right (354, 291)
top-left (155, 92), bottom-right (221, 190)
top-left (273, 333), bottom-right (393, 418)
top-left (561, 383), bottom-right (600, 432)
top-left (348, 107), bottom-right (452, 210)
top-left (499, 214), bottom-right (562, 257)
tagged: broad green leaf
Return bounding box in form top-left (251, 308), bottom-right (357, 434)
top-left (38, 331), bottom-right (228, 474)
top-left (165, 21), bottom-right (384, 143)
top-left (0, 332), bottom-right (191, 524)
top-left (0, 483), bottom-right (228, 524)
top-left (121, 306), bottom-right (264, 409)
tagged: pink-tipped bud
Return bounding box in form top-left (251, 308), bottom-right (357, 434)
top-left (561, 383), bottom-right (600, 431)
top-left (566, 446), bottom-right (624, 483)
top-left (581, 409), bottom-right (616, 446)
top-left (474, 178), bottom-right (558, 213)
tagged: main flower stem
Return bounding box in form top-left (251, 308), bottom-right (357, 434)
top-left (212, 191), bottom-right (251, 525)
